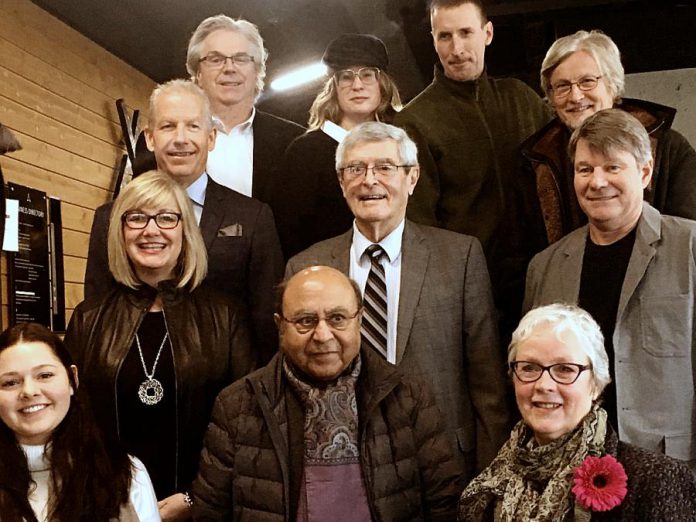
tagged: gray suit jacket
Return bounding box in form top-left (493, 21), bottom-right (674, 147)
top-left (525, 202), bottom-right (696, 463)
top-left (286, 220), bottom-right (510, 478)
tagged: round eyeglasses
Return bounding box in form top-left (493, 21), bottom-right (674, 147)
top-left (122, 211), bottom-right (182, 230)
top-left (509, 361), bottom-right (592, 385)
top-left (550, 75), bottom-right (602, 100)
top-left (278, 309), bottom-right (362, 334)
top-left (333, 67), bottom-right (380, 88)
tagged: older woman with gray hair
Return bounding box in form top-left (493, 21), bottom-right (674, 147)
top-left (516, 29), bottom-right (696, 251)
top-left (458, 303), bottom-right (696, 521)
top-left (65, 171), bottom-right (253, 521)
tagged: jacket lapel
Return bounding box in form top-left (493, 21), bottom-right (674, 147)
top-left (617, 204), bottom-right (659, 321)
top-left (396, 221), bottom-right (428, 364)
top-left (330, 229), bottom-right (353, 274)
top-left (199, 177), bottom-right (225, 250)
top-left (560, 228), bottom-right (586, 301)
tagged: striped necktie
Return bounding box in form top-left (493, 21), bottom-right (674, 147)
top-left (361, 244), bottom-right (388, 358)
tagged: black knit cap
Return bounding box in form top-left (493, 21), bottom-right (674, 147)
top-left (322, 34), bottom-right (389, 71)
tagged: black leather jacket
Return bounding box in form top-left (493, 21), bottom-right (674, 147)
top-left (65, 282), bottom-right (255, 493)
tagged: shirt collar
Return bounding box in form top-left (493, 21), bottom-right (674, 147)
top-left (186, 172), bottom-right (208, 206)
top-left (352, 219), bottom-right (405, 263)
top-left (321, 120), bottom-right (348, 143)
top-left (216, 106), bottom-right (256, 134)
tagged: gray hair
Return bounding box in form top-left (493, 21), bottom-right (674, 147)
top-left (508, 303), bottom-right (611, 395)
top-left (568, 108), bottom-right (652, 167)
top-left (335, 122), bottom-right (418, 171)
top-left (186, 15), bottom-right (267, 98)
top-left (541, 30), bottom-right (624, 102)
top-left (148, 79), bottom-right (214, 132)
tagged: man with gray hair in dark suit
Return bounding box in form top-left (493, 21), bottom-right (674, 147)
top-left (286, 121), bottom-right (510, 480)
top-left (85, 79), bottom-right (283, 363)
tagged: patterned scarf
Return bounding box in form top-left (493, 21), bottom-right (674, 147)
top-left (459, 405), bottom-right (608, 522)
top-left (283, 356), bottom-right (361, 464)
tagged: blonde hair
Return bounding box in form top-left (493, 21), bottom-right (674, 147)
top-left (108, 171), bottom-right (207, 290)
top-left (307, 70), bottom-right (402, 130)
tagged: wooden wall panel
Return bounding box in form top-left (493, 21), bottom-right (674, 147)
top-left (0, 0), bottom-right (155, 328)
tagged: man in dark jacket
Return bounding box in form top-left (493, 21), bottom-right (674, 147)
top-left (192, 266), bottom-right (461, 521)
top-left (84, 80), bottom-right (283, 363)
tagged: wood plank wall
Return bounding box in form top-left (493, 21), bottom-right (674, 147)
top-left (0, 0), bottom-right (155, 327)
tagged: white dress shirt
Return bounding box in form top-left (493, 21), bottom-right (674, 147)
top-left (207, 108), bottom-right (255, 196)
top-left (186, 172), bottom-right (208, 225)
top-left (349, 220), bottom-right (404, 364)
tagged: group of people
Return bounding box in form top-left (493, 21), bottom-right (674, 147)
top-left (1, 0), bottom-right (696, 520)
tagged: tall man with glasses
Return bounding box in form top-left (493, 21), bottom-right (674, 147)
top-left (524, 109), bottom-right (696, 468)
top-left (193, 266), bottom-right (461, 520)
top-left (285, 122), bottom-right (510, 481)
top-left (393, 0), bottom-right (552, 345)
top-left (85, 79), bottom-right (284, 364)
top-left (186, 15), bottom-right (303, 200)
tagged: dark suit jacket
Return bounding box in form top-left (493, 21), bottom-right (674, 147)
top-left (285, 220), bottom-right (511, 480)
top-left (251, 110), bottom-right (304, 207)
top-left (84, 177), bottom-right (284, 363)
top-left (130, 111), bottom-right (303, 258)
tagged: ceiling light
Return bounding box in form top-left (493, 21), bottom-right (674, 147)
top-left (271, 62), bottom-right (327, 92)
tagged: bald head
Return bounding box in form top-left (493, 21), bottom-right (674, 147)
top-left (276, 267), bottom-right (363, 381)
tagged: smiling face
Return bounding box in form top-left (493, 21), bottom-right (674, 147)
top-left (277, 268), bottom-right (362, 381)
top-left (339, 139), bottom-right (419, 242)
top-left (195, 29), bottom-right (258, 112)
top-left (431, 3), bottom-right (493, 82)
top-left (513, 324), bottom-right (597, 445)
top-left (335, 66), bottom-right (382, 129)
top-left (574, 139), bottom-right (652, 241)
top-left (0, 342), bottom-right (75, 445)
top-left (549, 50), bottom-right (615, 130)
top-left (123, 201), bottom-right (183, 286)
top-left (145, 90), bottom-right (215, 187)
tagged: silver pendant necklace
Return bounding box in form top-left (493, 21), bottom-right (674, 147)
top-left (135, 331), bottom-right (168, 405)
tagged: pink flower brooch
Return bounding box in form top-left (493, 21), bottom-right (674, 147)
top-left (572, 454), bottom-right (628, 512)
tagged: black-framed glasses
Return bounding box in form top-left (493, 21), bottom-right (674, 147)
top-left (199, 52), bottom-right (255, 69)
top-left (509, 361), bottom-right (592, 385)
top-left (333, 67), bottom-right (380, 87)
top-left (122, 211), bottom-right (182, 230)
top-left (551, 75), bottom-right (602, 99)
top-left (278, 309), bottom-right (362, 334)
top-left (340, 164), bottom-right (411, 181)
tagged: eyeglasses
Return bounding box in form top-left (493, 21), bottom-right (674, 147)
top-left (199, 52), bottom-right (255, 69)
top-left (122, 211), bottom-right (182, 230)
top-left (509, 361), bottom-right (592, 385)
top-left (333, 67), bottom-right (380, 88)
top-left (278, 309), bottom-right (362, 334)
top-left (550, 76), bottom-right (602, 99)
top-left (340, 164), bottom-right (411, 181)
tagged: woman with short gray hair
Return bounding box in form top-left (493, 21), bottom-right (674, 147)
top-left (459, 303), bottom-right (696, 521)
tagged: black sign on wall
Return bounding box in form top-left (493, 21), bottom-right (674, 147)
top-left (6, 183), bottom-right (65, 330)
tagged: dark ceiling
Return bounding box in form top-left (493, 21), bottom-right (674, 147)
top-left (32, 0), bottom-right (696, 125)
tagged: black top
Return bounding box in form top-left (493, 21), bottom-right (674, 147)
top-left (578, 228), bottom-right (637, 429)
top-left (117, 311), bottom-right (176, 499)
top-left (276, 129), bottom-right (355, 258)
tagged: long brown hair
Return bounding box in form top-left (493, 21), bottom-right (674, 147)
top-left (0, 323), bottom-right (133, 521)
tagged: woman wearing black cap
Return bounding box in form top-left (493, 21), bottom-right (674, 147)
top-left (277, 34), bottom-right (402, 258)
